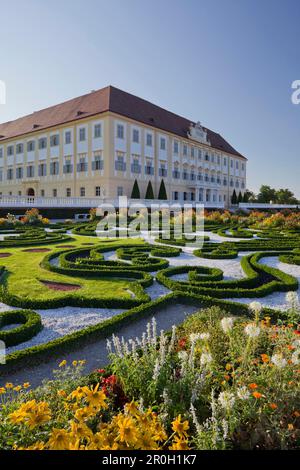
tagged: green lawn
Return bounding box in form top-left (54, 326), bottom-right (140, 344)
top-left (0, 236), bottom-right (145, 304)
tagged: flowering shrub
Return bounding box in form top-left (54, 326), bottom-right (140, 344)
top-left (1, 300), bottom-right (300, 450)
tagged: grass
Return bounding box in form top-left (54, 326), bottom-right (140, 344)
top-left (0, 235), bottom-right (146, 304)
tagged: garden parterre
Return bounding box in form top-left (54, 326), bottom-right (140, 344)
top-left (0, 210), bottom-right (300, 449)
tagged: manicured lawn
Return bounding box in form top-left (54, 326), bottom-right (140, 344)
top-left (0, 236), bottom-right (145, 303)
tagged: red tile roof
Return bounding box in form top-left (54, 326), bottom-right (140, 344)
top-left (0, 85), bottom-right (246, 159)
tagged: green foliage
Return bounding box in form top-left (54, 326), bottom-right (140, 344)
top-left (131, 179), bottom-right (141, 199)
top-left (145, 181), bottom-right (155, 199)
top-left (158, 179), bottom-right (167, 200)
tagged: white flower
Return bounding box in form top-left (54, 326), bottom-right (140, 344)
top-left (220, 317), bottom-right (234, 334)
top-left (236, 386), bottom-right (250, 400)
top-left (178, 350), bottom-right (188, 362)
top-left (292, 339), bottom-right (300, 349)
top-left (291, 350), bottom-right (300, 365)
top-left (200, 352), bottom-right (213, 366)
top-left (244, 323), bottom-right (261, 338)
top-left (189, 333), bottom-right (201, 343)
top-left (271, 353), bottom-right (287, 368)
top-left (249, 301), bottom-right (263, 315)
top-left (199, 332), bottom-right (210, 341)
top-left (286, 291), bottom-right (299, 308)
top-left (152, 358), bottom-right (161, 381)
top-left (218, 391), bottom-right (235, 410)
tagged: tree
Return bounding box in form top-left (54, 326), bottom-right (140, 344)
top-left (131, 179), bottom-right (140, 199)
top-left (231, 189), bottom-right (238, 205)
top-left (242, 191), bottom-right (249, 203)
top-left (145, 181), bottom-right (155, 199)
top-left (158, 179), bottom-right (167, 200)
top-left (257, 185), bottom-right (277, 203)
top-left (275, 188), bottom-right (299, 205)
top-left (237, 191), bottom-right (243, 204)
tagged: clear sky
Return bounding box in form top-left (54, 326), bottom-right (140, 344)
top-left (0, 0), bottom-right (299, 197)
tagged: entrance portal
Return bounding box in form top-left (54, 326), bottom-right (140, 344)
top-left (27, 188), bottom-right (35, 197)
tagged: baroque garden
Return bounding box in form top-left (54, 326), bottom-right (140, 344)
top-left (0, 207), bottom-right (300, 450)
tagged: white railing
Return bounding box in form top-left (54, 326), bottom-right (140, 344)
top-left (239, 203), bottom-right (299, 209)
top-left (0, 195), bottom-right (225, 209)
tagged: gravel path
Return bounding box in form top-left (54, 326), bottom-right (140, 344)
top-left (0, 303), bottom-right (199, 388)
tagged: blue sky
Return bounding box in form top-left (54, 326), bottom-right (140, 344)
top-left (0, 0), bottom-right (299, 197)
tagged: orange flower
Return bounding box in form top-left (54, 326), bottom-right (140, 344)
top-left (269, 403), bottom-right (277, 410)
top-left (261, 354), bottom-right (269, 363)
top-left (224, 375), bottom-right (230, 381)
top-left (252, 392), bottom-right (262, 399)
top-left (287, 345), bottom-right (295, 351)
top-left (249, 383), bottom-right (258, 390)
top-left (293, 411), bottom-right (300, 417)
top-left (288, 423), bottom-right (294, 431)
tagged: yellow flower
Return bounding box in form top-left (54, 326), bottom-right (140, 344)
top-left (0, 387), bottom-right (6, 394)
top-left (70, 421), bottom-right (93, 440)
top-left (13, 385), bottom-right (22, 392)
top-left (68, 386), bottom-right (87, 401)
top-left (79, 360), bottom-right (86, 366)
top-left (117, 415), bottom-right (138, 445)
top-left (23, 383), bottom-right (30, 389)
top-left (169, 436), bottom-right (190, 450)
top-left (288, 423), bottom-right (294, 431)
top-left (59, 360), bottom-right (67, 367)
top-left (72, 360), bottom-right (78, 367)
top-left (8, 409), bottom-right (27, 425)
top-left (47, 428), bottom-right (72, 450)
top-left (74, 407), bottom-right (95, 421)
top-left (84, 383), bottom-right (107, 409)
top-left (124, 400), bottom-right (140, 417)
top-left (25, 402), bottom-right (51, 429)
top-left (57, 389), bottom-right (67, 398)
top-left (171, 415), bottom-right (189, 437)
top-left (5, 382), bottom-right (13, 389)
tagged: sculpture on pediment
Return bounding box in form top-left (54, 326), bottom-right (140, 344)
top-left (188, 121), bottom-right (210, 145)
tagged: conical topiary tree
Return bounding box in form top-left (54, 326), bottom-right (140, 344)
top-left (231, 189), bottom-right (238, 205)
top-left (158, 179), bottom-right (167, 200)
top-left (242, 191), bottom-right (249, 203)
top-left (145, 181), bottom-right (155, 199)
top-left (131, 179), bottom-right (140, 199)
top-left (237, 191), bottom-right (243, 204)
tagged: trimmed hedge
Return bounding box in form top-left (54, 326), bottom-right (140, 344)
top-left (0, 310), bottom-right (42, 347)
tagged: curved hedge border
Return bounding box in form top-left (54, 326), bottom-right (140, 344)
top-left (0, 291), bottom-right (291, 375)
top-left (0, 310), bottom-right (42, 347)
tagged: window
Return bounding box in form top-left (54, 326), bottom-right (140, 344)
top-left (0, 148), bottom-right (3, 158)
top-left (223, 157), bottom-right (227, 166)
top-left (174, 141), bottom-right (179, 154)
top-left (190, 171), bottom-right (195, 181)
top-left (115, 155), bottom-right (126, 171)
top-left (231, 159), bottom-right (233, 168)
top-left (16, 167), bottom-right (23, 179)
top-left (50, 161), bottom-right (59, 175)
top-left (172, 169), bottom-right (180, 179)
top-left (53, 189), bottom-right (57, 197)
top-left (92, 156), bottom-right (103, 171)
top-left (27, 165), bottom-right (34, 178)
top-left (197, 172), bottom-right (203, 181)
top-left (183, 170), bottom-right (188, 180)
top-left (211, 154), bottom-right (214, 163)
top-left (27, 141), bottom-right (35, 152)
top-left (80, 187), bottom-right (85, 197)
top-left (95, 186), bottom-right (101, 196)
top-left (160, 137), bottom-right (166, 150)
top-left (94, 124), bottom-right (101, 138)
top-left (65, 131), bottom-right (72, 144)
top-left (236, 161), bottom-right (239, 169)
top-left (63, 161), bottom-right (73, 174)
top-left (117, 186), bottom-right (123, 196)
top-left (41, 189), bottom-right (45, 197)
top-left (39, 163), bottom-right (47, 176)
top-left (50, 135), bottom-right (59, 147)
top-left (18, 191), bottom-right (22, 196)
top-left (16, 143), bottom-right (23, 154)
top-left (39, 137), bottom-right (47, 149)
top-left (77, 158), bottom-right (87, 172)
top-left (198, 149), bottom-right (202, 159)
top-left (242, 163), bottom-right (245, 171)
top-left (132, 129), bottom-right (139, 143)
top-left (79, 128), bottom-right (86, 142)
top-left (205, 154), bottom-right (210, 161)
top-left (223, 178), bottom-right (227, 186)
top-left (131, 159), bottom-right (141, 174)
top-left (7, 168), bottom-right (14, 179)
top-left (183, 145), bottom-right (187, 156)
top-left (7, 145), bottom-right (14, 156)
top-left (191, 147), bottom-right (195, 158)
top-left (146, 134), bottom-right (152, 146)
top-left (173, 191), bottom-right (179, 201)
top-left (66, 188), bottom-right (71, 197)
top-left (145, 163), bottom-right (154, 175)
top-left (159, 165), bottom-right (167, 177)
top-left (117, 124), bottom-right (124, 139)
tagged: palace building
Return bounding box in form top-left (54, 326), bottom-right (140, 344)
top-left (0, 86), bottom-right (247, 207)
